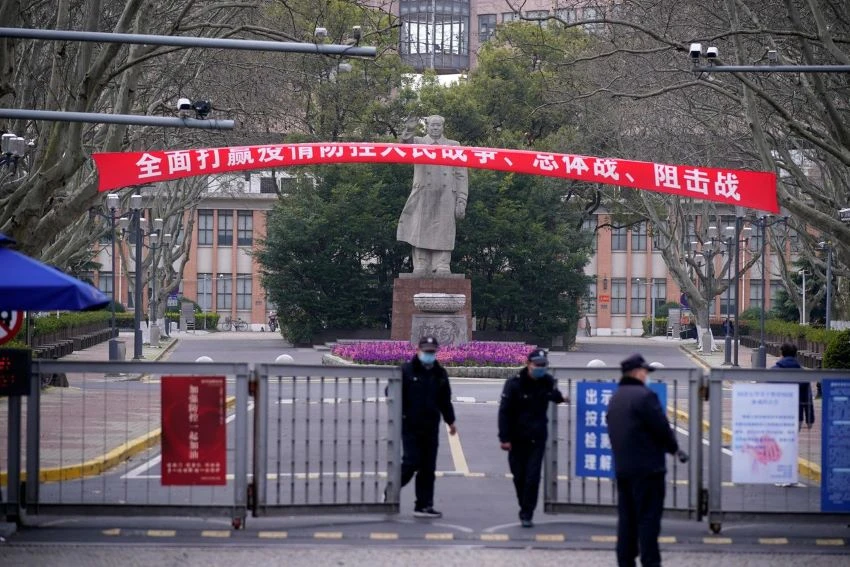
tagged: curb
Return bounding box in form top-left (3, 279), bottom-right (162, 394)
top-left (0, 394), bottom-right (236, 485)
top-left (676, 345), bottom-right (821, 483)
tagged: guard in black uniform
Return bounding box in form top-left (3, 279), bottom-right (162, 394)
top-left (498, 348), bottom-right (566, 527)
top-left (399, 336), bottom-right (457, 518)
top-left (607, 353), bottom-right (687, 567)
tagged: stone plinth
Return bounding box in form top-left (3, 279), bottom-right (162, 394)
top-left (391, 275), bottom-right (472, 343)
top-left (411, 313), bottom-right (468, 346)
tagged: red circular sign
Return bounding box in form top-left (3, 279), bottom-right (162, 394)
top-left (0, 310), bottom-right (24, 345)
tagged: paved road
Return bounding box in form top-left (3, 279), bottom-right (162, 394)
top-left (8, 334), bottom-right (848, 557)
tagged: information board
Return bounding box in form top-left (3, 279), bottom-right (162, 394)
top-left (575, 381), bottom-right (668, 478)
top-left (821, 379), bottom-right (850, 512)
top-left (731, 383), bottom-right (798, 484)
top-left (161, 376), bottom-right (227, 485)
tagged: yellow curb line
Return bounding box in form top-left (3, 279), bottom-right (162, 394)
top-left (201, 530), bottom-right (231, 538)
top-left (759, 537), bottom-right (788, 545)
top-left (703, 537), bottom-right (732, 544)
top-left (591, 535), bottom-right (617, 543)
top-left (147, 529), bottom-right (176, 537)
top-left (658, 536), bottom-right (677, 544)
top-left (0, 394), bottom-right (236, 484)
top-left (370, 532), bottom-right (399, 540)
top-left (673, 346), bottom-right (821, 483)
top-left (258, 531), bottom-right (288, 539)
top-left (816, 538), bottom-right (845, 546)
top-left (425, 533), bottom-right (454, 541)
top-left (536, 534), bottom-right (565, 542)
top-left (102, 528), bottom-right (121, 536)
top-left (314, 531), bottom-right (343, 540)
top-left (480, 533), bottom-right (509, 541)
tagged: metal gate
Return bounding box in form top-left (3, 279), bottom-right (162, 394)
top-left (544, 366), bottom-right (705, 520)
top-left (706, 367), bottom-right (850, 533)
top-left (250, 364), bottom-right (402, 516)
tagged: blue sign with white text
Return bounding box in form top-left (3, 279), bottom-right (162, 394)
top-left (575, 381), bottom-right (668, 478)
top-left (821, 380), bottom-right (850, 512)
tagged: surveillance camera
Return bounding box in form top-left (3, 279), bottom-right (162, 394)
top-left (177, 97), bottom-right (192, 118)
top-left (767, 49), bottom-right (778, 63)
top-left (192, 100), bottom-right (212, 119)
top-left (705, 46), bottom-right (718, 58)
top-left (839, 208), bottom-right (850, 222)
top-left (351, 25), bottom-right (361, 40)
top-left (315, 26), bottom-right (328, 38)
top-left (689, 43), bottom-right (703, 58)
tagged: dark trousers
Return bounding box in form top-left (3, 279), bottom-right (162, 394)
top-left (508, 440), bottom-right (545, 521)
top-left (616, 472), bottom-right (666, 567)
top-left (401, 430), bottom-right (439, 510)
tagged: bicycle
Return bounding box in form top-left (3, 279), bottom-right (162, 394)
top-left (222, 316), bottom-right (248, 331)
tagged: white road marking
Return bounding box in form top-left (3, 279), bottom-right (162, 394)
top-left (446, 423), bottom-right (470, 475)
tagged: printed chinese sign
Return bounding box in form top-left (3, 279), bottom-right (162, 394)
top-left (731, 383), bottom-right (798, 485)
top-left (821, 380), bottom-right (850, 512)
top-left (93, 143), bottom-right (779, 213)
top-left (575, 381), bottom-right (668, 478)
top-left (161, 376), bottom-right (226, 486)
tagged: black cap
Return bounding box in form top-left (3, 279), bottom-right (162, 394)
top-left (527, 348), bottom-right (548, 366)
top-left (620, 353), bottom-right (654, 373)
top-left (418, 336), bottom-right (439, 351)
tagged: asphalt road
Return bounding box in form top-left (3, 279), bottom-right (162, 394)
top-left (9, 334), bottom-right (848, 557)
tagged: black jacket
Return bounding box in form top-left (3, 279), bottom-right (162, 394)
top-left (498, 368), bottom-right (564, 443)
top-left (400, 356), bottom-right (456, 434)
top-left (606, 376), bottom-right (679, 478)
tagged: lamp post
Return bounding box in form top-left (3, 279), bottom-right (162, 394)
top-left (751, 216), bottom-right (787, 368)
top-left (148, 218), bottom-right (163, 346)
top-left (203, 274), bottom-right (210, 330)
top-left (126, 195), bottom-right (144, 359)
top-left (635, 278), bottom-right (656, 335)
top-left (819, 242), bottom-right (833, 330)
top-left (799, 269), bottom-right (809, 325)
top-left (104, 194), bottom-right (121, 360)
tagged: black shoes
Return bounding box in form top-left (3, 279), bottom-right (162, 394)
top-left (520, 518), bottom-right (534, 528)
top-left (413, 507), bottom-right (443, 518)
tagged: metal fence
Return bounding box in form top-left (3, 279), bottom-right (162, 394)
top-left (251, 364), bottom-right (401, 516)
top-left (544, 367), bottom-right (705, 520)
top-left (706, 367), bottom-right (850, 533)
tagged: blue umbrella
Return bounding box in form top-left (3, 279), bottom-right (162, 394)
top-left (0, 233), bottom-right (110, 311)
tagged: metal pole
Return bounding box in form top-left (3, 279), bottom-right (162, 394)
top-left (150, 240), bottom-right (157, 344)
top-left (801, 271), bottom-right (807, 325)
top-left (0, 27), bottom-right (378, 57)
top-left (723, 237), bottom-right (733, 366)
top-left (733, 217), bottom-right (741, 366)
top-left (650, 280), bottom-right (656, 336)
top-left (756, 220), bottom-right (767, 368)
top-left (0, 108), bottom-right (234, 129)
top-left (133, 211), bottom-right (143, 359)
top-left (694, 64), bottom-right (850, 73)
top-left (204, 275), bottom-right (208, 330)
top-left (108, 209), bottom-right (120, 360)
top-left (826, 246), bottom-right (832, 330)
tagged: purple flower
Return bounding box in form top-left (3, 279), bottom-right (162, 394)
top-left (331, 341), bottom-right (532, 367)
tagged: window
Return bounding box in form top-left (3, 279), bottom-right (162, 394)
top-left (631, 278), bottom-right (647, 314)
top-left (651, 225), bottom-right (664, 251)
top-left (556, 8), bottom-right (578, 23)
top-left (98, 271), bottom-right (113, 296)
top-left (770, 278), bottom-right (783, 307)
top-left (720, 279), bottom-right (737, 315)
top-left (582, 281), bottom-right (597, 313)
top-left (198, 273), bottom-right (212, 312)
top-left (749, 227), bottom-right (763, 252)
top-left (652, 278), bottom-right (667, 314)
top-left (749, 280), bottom-right (763, 309)
top-left (502, 11), bottom-right (519, 22)
top-left (236, 274), bottom-right (252, 310)
top-left (237, 211), bottom-right (253, 246)
top-left (631, 222), bottom-right (647, 251)
top-left (216, 273), bottom-right (232, 310)
top-left (260, 177), bottom-right (278, 194)
top-left (581, 217), bottom-right (597, 251)
top-left (478, 14), bottom-right (497, 42)
top-left (789, 231), bottom-right (800, 252)
top-left (525, 10), bottom-right (549, 23)
top-left (198, 210), bottom-right (213, 245)
top-left (611, 278), bottom-right (627, 314)
top-left (611, 226), bottom-right (627, 251)
top-left (217, 209), bottom-right (233, 246)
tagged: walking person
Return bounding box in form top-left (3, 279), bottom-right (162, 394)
top-left (398, 336), bottom-right (457, 518)
top-left (607, 354), bottom-right (687, 567)
top-left (772, 343), bottom-right (815, 430)
top-left (498, 348), bottom-right (566, 527)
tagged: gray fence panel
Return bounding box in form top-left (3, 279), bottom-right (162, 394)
top-left (544, 367), bottom-right (703, 520)
top-left (20, 360), bottom-right (251, 524)
top-left (706, 367), bottom-right (850, 532)
top-left (252, 363), bottom-right (401, 516)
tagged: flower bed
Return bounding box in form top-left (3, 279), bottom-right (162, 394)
top-left (330, 340), bottom-right (532, 367)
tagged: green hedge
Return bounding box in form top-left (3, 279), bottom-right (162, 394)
top-left (164, 311), bottom-right (220, 330)
top-left (739, 317), bottom-right (842, 345)
top-left (824, 330), bottom-right (850, 369)
top-left (31, 311), bottom-right (112, 336)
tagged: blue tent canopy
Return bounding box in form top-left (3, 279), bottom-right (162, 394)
top-left (0, 233), bottom-right (110, 311)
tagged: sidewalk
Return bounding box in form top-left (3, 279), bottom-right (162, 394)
top-left (680, 338), bottom-right (823, 483)
top-left (0, 332), bottom-right (177, 483)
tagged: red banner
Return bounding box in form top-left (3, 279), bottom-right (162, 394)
top-left (161, 376), bottom-right (226, 486)
top-left (92, 142), bottom-right (779, 213)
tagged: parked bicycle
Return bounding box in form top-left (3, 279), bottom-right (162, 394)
top-left (222, 316), bottom-right (248, 331)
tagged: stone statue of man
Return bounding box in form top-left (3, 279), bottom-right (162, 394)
top-left (397, 115), bottom-right (469, 276)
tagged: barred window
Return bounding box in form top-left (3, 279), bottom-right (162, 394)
top-left (611, 278), bottom-right (627, 314)
top-left (237, 211), bottom-right (253, 246)
top-left (216, 273), bottom-right (232, 310)
top-left (198, 274), bottom-right (212, 312)
top-left (217, 210), bottom-right (233, 246)
top-left (631, 278), bottom-right (647, 314)
top-left (631, 222), bottom-right (647, 251)
top-left (611, 227), bottom-right (627, 251)
top-left (582, 217), bottom-right (597, 251)
top-left (98, 271), bottom-right (113, 296)
top-left (198, 210), bottom-right (213, 245)
top-left (478, 14), bottom-right (496, 42)
top-left (749, 280), bottom-right (763, 309)
top-left (236, 274), bottom-right (252, 310)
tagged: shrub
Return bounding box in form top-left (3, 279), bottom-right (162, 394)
top-left (739, 307), bottom-right (764, 321)
top-left (641, 317), bottom-right (668, 336)
top-left (655, 302), bottom-right (680, 318)
top-left (823, 330), bottom-right (850, 369)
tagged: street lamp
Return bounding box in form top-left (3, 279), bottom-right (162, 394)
top-left (148, 218), bottom-right (163, 346)
top-left (818, 241), bottom-right (833, 330)
top-left (634, 278), bottom-right (656, 336)
top-left (799, 269), bottom-right (810, 325)
top-left (202, 274), bottom-right (210, 330)
top-left (104, 194), bottom-right (121, 360)
top-left (751, 215), bottom-right (787, 368)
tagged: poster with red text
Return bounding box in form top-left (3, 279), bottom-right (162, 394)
top-left (161, 376), bottom-right (226, 485)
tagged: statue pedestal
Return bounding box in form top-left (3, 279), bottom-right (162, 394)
top-left (391, 275), bottom-right (472, 343)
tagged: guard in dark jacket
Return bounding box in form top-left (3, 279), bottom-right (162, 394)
top-left (399, 336), bottom-right (456, 518)
top-left (498, 348), bottom-right (565, 527)
top-left (607, 353), bottom-right (684, 567)
top-left (772, 343), bottom-right (815, 429)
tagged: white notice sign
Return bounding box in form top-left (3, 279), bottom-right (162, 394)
top-left (731, 383), bottom-right (799, 484)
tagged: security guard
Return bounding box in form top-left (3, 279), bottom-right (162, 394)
top-left (399, 336), bottom-right (457, 518)
top-left (607, 353), bottom-right (687, 567)
top-left (498, 348), bottom-right (566, 527)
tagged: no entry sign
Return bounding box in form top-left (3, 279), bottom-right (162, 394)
top-left (0, 310), bottom-right (24, 345)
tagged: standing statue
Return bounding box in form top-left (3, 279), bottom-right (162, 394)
top-left (397, 115), bottom-right (469, 276)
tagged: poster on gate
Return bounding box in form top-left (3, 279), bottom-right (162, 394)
top-left (821, 380), bottom-right (850, 512)
top-left (731, 383), bottom-right (798, 484)
top-left (575, 381), bottom-right (668, 478)
top-left (161, 376), bottom-right (227, 485)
